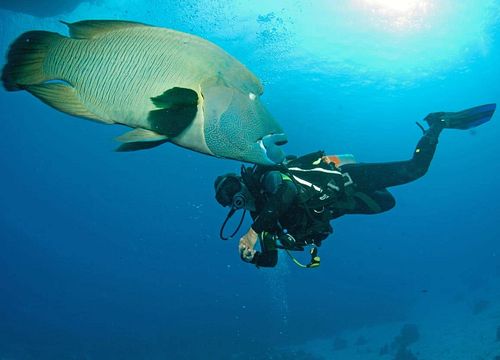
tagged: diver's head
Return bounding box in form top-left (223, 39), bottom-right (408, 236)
top-left (215, 173), bottom-right (241, 207)
top-left (215, 173), bottom-right (255, 240)
top-left (214, 173), bottom-right (255, 211)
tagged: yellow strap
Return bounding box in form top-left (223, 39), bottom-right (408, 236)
top-left (280, 173), bottom-right (292, 181)
top-left (284, 249), bottom-right (320, 269)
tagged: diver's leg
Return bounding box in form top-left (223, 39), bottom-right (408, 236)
top-left (328, 188), bottom-right (396, 218)
top-left (341, 103), bottom-right (496, 190)
top-left (341, 124), bottom-right (443, 191)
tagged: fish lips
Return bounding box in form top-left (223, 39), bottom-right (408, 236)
top-left (257, 133), bottom-right (288, 165)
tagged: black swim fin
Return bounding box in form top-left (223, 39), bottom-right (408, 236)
top-left (424, 103), bottom-right (496, 130)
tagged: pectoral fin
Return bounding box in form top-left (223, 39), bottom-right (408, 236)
top-left (148, 87), bottom-right (198, 138)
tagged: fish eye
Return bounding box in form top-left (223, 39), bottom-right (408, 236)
top-left (249, 92), bottom-right (256, 101)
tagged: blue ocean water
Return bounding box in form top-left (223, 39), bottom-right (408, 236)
top-left (0, 1), bottom-right (499, 359)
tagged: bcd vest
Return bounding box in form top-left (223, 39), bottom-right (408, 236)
top-left (281, 151), bottom-right (355, 211)
top-left (242, 150), bottom-right (382, 215)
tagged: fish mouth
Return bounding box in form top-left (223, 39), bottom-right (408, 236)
top-left (257, 133), bottom-right (288, 165)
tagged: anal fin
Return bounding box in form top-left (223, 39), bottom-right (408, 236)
top-left (115, 140), bottom-right (168, 152)
top-left (26, 83), bottom-right (109, 123)
top-left (116, 128), bottom-right (168, 143)
top-left (115, 128), bottom-right (169, 152)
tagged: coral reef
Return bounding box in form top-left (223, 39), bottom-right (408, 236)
top-left (379, 324), bottom-right (421, 359)
top-left (272, 350), bottom-right (324, 360)
top-left (232, 349), bottom-right (324, 360)
top-left (391, 324), bottom-right (420, 350)
top-left (379, 343), bottom-right (390, 356)
top-left (472, 299), bottom-right (490, 315)
top-left (355, 335), bottom-right (368, 346)
top-left (333, 336), bottom-right (348, 351)
top-left (394, 347), bottom-right (417, 360)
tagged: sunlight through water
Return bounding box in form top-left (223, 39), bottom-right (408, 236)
top-left (362, 0), bottom-right (430, 13)
top-left (355, 0), bottom-right (436, 32)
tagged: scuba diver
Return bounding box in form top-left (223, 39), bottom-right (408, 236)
top-left (214, 104), bottom-right (496, 268)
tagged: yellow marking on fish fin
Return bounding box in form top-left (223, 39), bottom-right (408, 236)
top-left (25, 83), bottom-right (110, 124)
top-left (116, 128), bottom-right (168, 143)
top-left (60, 20), bottom-right (150, 39)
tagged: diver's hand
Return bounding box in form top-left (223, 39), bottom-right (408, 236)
top-left (239, 228), bottom-right (258, 262)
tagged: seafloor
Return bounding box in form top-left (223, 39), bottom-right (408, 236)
top-left (285, 287), bottom-right (500, 360)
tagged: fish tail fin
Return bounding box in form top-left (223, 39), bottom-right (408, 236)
top-left (2, 31), bottom-right (64, 91)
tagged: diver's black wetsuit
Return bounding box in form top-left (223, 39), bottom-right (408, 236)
top-left (333, 124), bottom-right (441, 216)
top-left (215, 103), bottom-right (495, 267)
top-left (248, 125), bottom-right (441, 266)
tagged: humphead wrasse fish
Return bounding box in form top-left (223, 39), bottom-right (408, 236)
top-left (1, 20), bottom-right (287, 165)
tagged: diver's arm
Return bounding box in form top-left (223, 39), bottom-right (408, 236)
top-left (238, 171), bottom-right (297, 261)
top-left (239, 227), bottom-right (279, 267)
top-left (251, 172), bottom-right (297, 233)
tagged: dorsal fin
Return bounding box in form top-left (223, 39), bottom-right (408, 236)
top-left (60, 20), bottom-right (150, 40)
